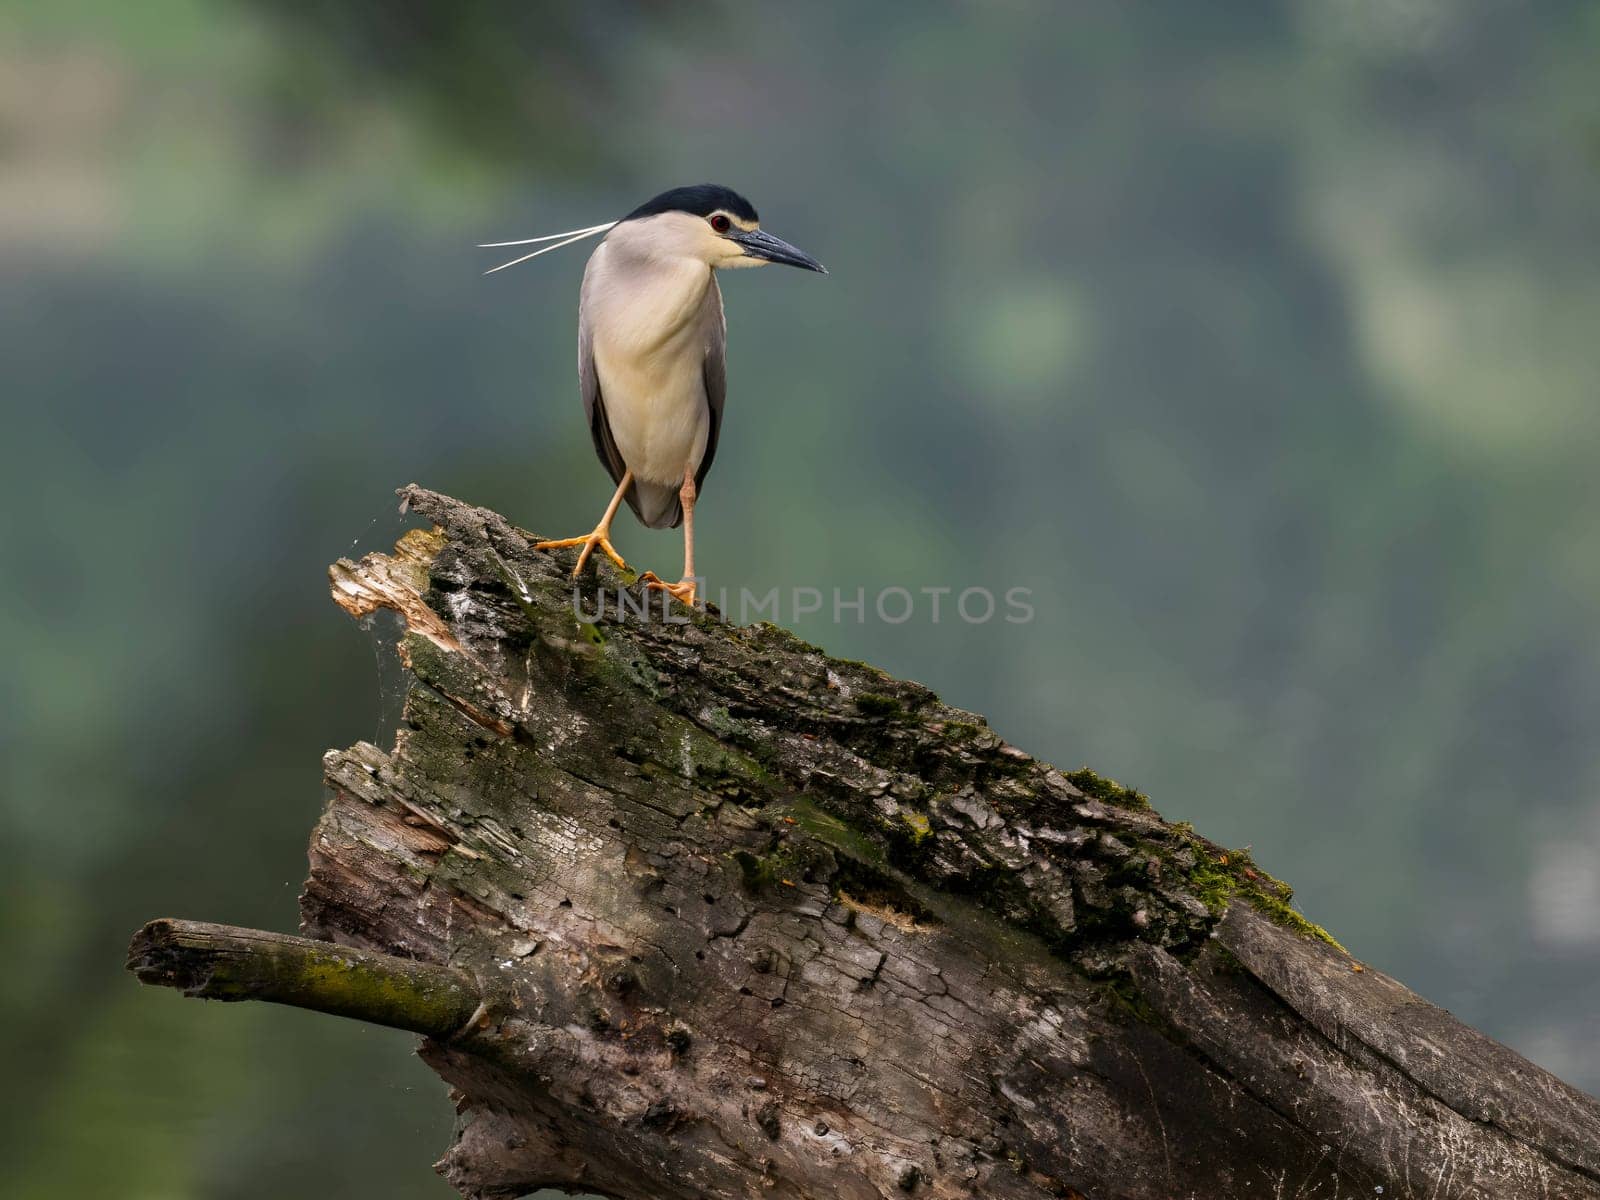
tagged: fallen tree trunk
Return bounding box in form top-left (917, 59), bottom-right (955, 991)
top-left (129, 485), bottom-right (1600, 1199)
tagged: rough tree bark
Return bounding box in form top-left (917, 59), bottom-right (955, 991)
top-left (128, 486), bottom-right (1600, 1200)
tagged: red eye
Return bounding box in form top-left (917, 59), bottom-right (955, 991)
top-left (709, 214), bottom-right (731, 233)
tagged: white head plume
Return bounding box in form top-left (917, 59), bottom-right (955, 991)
top-left (478, 222), bottom-right (616, 275)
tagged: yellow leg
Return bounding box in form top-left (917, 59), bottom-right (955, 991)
top-left (640, 467), bottom-right (698, 607)
top-left (535, 470), bottom-right (632, 576)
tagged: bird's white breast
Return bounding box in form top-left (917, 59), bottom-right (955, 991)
top-left (583, 242), bottom-right (719, 488)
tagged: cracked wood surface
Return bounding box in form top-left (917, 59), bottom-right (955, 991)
top-left (281, 485), bottom-right (1600, 1199)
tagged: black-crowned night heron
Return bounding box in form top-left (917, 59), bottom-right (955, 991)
top-left (482, 184), bottom-right (826, 606)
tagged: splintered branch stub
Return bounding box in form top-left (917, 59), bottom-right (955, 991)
top-left (127, 919), bottom-right (482, 1039)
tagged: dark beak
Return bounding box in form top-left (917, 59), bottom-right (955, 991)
top-left (732, 228), bottom-right (827, 273)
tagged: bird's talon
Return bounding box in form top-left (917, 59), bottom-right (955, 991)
top-left (639, 572), bottom-right (698, 608)
top-left (533, 531), bottom-right (630, 575)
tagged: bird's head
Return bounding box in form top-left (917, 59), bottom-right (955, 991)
top-left (478, 184), bottom-right (827, 276)
top-left (614, 184), bottom-right (827, 274)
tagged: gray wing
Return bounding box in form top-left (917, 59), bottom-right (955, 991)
top-left (695, 277), bottom-right (726, 496)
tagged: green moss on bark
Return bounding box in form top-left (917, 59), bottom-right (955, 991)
top-left (1064, 767), bottom-right (1151, 811)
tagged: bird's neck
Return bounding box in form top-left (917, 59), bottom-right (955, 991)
top-left (592, 245), bottom-right (714, 349)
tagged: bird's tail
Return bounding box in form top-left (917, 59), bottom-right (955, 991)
top-left (627, 480), bottom-right (683, 529)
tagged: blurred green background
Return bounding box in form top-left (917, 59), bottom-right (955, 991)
top-left (4, 1), bottom-right (1599, 1195)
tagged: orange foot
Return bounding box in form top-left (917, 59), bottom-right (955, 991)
top-left (638, 572), bottom-right (697, 608)
top-left (534, 529), bottom-right (629, 577)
